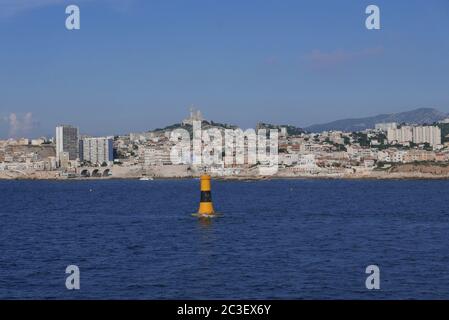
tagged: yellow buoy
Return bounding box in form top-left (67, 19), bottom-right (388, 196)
top-left (198, 174), bottom-right (215, 216)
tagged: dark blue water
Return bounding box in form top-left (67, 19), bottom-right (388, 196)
top-left (1, 179), bottom-right (449, 299)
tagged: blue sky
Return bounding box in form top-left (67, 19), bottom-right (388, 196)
top-left (0, 0), bottom-right (448, 138)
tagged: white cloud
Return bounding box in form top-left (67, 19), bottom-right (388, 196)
top-left (4, 112), bottom-right (39, 137)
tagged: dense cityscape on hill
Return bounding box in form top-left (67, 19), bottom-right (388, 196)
top-left (1, 108), bottom-right (449, 180)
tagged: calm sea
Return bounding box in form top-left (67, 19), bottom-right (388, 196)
top-left (1, 179), bottom-right (449, 299)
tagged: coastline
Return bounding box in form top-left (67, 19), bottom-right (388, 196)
top-left (2, 162), bottom-right (449, 181)
top-left (2, 171), bottom-right (449, 181)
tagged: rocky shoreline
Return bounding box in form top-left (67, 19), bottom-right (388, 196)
top-left (2, 162), bottom-right (449, 181)
top-left (2, 170), bottom-right (449, 181)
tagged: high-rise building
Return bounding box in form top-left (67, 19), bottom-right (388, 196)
top-left (80, 137), bottom-right (113, 165)
top-left (387, 126), bottom-right (413, 144)
top-left (387, 125), bottom-right (442, 147)
top-left (412, 126), bottom-right (441, 147)
top-left (55, 125), bottom-right (79, 162)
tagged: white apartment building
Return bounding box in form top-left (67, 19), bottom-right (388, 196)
top-left (387, 125), bottom-right (441, 147)
top-left (143, 148), bottom-right (172, 166)
top-left (81, 137), bottom-right (113, 165)
top-left (387, 126), bottom-right (413, 144)
top-left (412, 126), bottom-right (441, 147)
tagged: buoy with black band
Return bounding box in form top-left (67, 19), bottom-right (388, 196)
top-left (197, 174), bottom-right (215, 217)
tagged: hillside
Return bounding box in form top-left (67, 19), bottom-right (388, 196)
top-left (305, 108), bottom-right (448, 133)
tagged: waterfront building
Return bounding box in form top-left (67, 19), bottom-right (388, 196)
top-left (59, 151), bottom-right (70, 169)
top-left (80, 137), bottom-right (114, 165)
top-left (143, 147), bottom-right (172, 165)
top-left (56, 125), bottom-right (79, 162)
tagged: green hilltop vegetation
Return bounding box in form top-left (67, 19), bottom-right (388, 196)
top-left (257, 122), bottom-right (305, 135)
top-left (151, 120), bottom-right (305, 136)
top-left (150, 120), bottom-right (239, 135)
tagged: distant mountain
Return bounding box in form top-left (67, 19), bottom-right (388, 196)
top-left (305, 108), bottom-right (448, 133)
